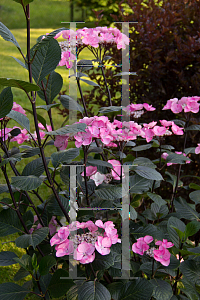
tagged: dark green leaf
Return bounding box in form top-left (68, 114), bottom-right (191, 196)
top-left (174, 197), bottom-right (199, 220)
top-left (99, 106), bottom-right (124, 114)
top-left (21, 147), bottom-right (40, 158)
top-left (0, 251), bottom-right (18, 266)
top-left (15, 227), bottom-right (49, 249)
top-left (92, 251), bottom-right (114, 270)
top-left (167, 217), bottom-right (186, 248)
top-left (78, 281), bottom-right (111, 300)
top-left (11, 175), bottom-right (43, 191)
top-left (189, 190), bottom-right (200, 204)
top-left (132, 144), bottom-right (152, 151)
top-left (0, 22), bottom-right (21, 49)
top-left (130, 174), bottom-right (151, 194)
top-left (134, 166), bottom-right (163, 181)
top-left (120, 278), bottom-right (153, 300)
top-left (147, 192), bottom-right (166, 207)
top-left (87, 159), bottom-right (113, 169)
top-left (0, 87), bottom-right (13, 119)
top-left (180, 260), bottom-right (200, 285)
top-left (185, 221), bottom-right (200, 238)
top-left (37, 71), bottom-right (63, 103)
top-left (46, 123), bottom-right (86, 135)
top-left (34, 28), bottom-right (66, 50)
top-left (107, 282), bottom-right (124, 300)
top-left (22, 157), bottom-right (50, 177)
top-left (95, 186), bottom-right (124, 200)
top-left (11, 57), bottom-right (28, 70)
top-left (60, 95), bottom-right (84, 113)
top-left (166, 153), bottom-right (192, 164)
top-left (7, 110), bottom-right (30, 132)
top-left (36, 103), bottom-right (60, 111)
top-left (185, 125), bottom-right (200, 131)
top-left (14, 267), bottom-right (30, 281)
top-left (39, 255), bottom-right (56, 276)
top-left (30, 38), bottom-right (61, 84)
top-left (0, 209), bottom-right (23, 236)
top-left (150, 279), bottom-right (173, 300)
top-left (25, 108), bottom-right (46, 129)
top-left (46, 194), bottom-right (69, 216)
top-left (0, 282), bottom-right (28, 300)
top-left (0, 78), bottom-right (40, 92)
top-left (48, 269), bottom-right (74, 298)
top-left (51, 148), bottom-right (79, 168)
top-left (77, 59), bottom-right (93, 71)
top-left (79, 78), bottom-right (99, 87)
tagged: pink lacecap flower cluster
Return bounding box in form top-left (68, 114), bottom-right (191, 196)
top-left (53, 26), bottom-right (129, 69)
top-left (81, 160), bottom-right (124, 185)
top-left (161, 151), bottom-right (191, 166)
top-left (50, 220), bottom-right (121, 264)
top-left (123, 103), bottom-right (156, 118)
top-left (132, 236), bottom-right (174, 266)
top-left (29, 216), bottom-right (58, 235)
top-left (54, 114), bottom-right (184, 150)
top-left (55, 26), bottom-right (129, 50)
top-left (163, 96), bottom-right (200, 114)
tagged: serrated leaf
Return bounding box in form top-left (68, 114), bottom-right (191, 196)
top-left (167, 217), bottom-right (186, 248)
top-left (11, 175), bottom-right (43, 191)
top-left (60, 95), bottom-right (84, 113)
top-left (0, 209), bottom-right (23, 236)
top-left (185, 221), bottom-right (200, 238)
top-left (95, 186), bottom-right (123, 200)
top-left (0, 251), bottom-right (18, 266)
top-left (46, 194), bottom-right (69, 216)
top-left (34, 28), bottom-right (66, 50)
top-left (133, 157), bottom-right (157, 169)
top-left (120, 278), bottom-right (153, 300)
top-left (46, 123), bottom-right (86, 135)
top-left (30, 38), bottom-right (61, 84)
top-left (130, 174), bottom-right (151, 194)
top-left (48, 269), bottom-right (74, 298)
top-left (166, 153), bottom-right (192, 164)
top-left (107, 282), bottom-right (124, 300)
top-left (99, 106), bottom-right (124, 114)
top-left (87, 159), bottom-right (113, 169)
top-left (130, 206), bottom-right (137, 220)
top-left (37, 71), bottom-right (63, 103)
top-left (92, 251), bottom-right (114, 270)
top-left (147, 192), bottom-right (166, 207)
top-left (185, 125), bottom-right (200, 131)
top-left (79, 78), bottom-right (99, 87)
top-left (51, 148), bottom-right (79, 168)
top-left (150, 279), bottom-right (173, 300)
top-left (7, 110), bottom-right (30, 132)
top-left (78, 281), bottom-right (111, 300)
top-left (22, 157), bottom-right (50, 177)
top-left (77, 59), bottom-right (93, 71)
top-left (0, 22), bottom-right (21, 49)
top-left (189, 190), bottom-right (200, 204)
top-left (180, 260), bottom-right (200, 285)
top-left (134, 166), bottom-right (163, 180)
top-left (0, 282), bottom-right (28, 300)
top-left (174, 197), bottom-right (199, 220)
top-left (11, 57), bottom-right (28, 70)
top-left (15, 227), bottom-right (49, 249)
top-left (36, 103), bottom-right (60, 111)
top-left (0, 78), bottom-right (40, 92)
top-left (132, 144), bottom-right (152, 151)
top-left (13, 267), bottom-right (30, 281)
top-left (21, 147), bottom-right (40, 158)
top-left (0, 87), bottom-right (13, 119)
top-left (39, 255), bottom-right (56, 276)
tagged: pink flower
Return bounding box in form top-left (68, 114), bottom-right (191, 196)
top-left (153, 246), bottom-right (171, 266)
top-left (74, 130), bottom-right (92, 148)
top-left (159, 120), bottom-right (172, 127)
top-left (155, 239), bottom-right (174, 248)
top-left (143, 103), bottom-right (156, 111)
top-left (171, 122), bottom-right (184, 135)
top-left (132, 236), bottom-right (153, 255)
top-left (55, 240), bottom-right (74, 257)
top-left (90, 172), bottom-right (106, 186)
top-left (50, 227), bottom-right (70, 246)
top-left (10, 128), bottom-right (30, 144)
top-left (81, 166), bottom-right (97, 177)
top-left (73, 242), bottom-right (95, 264)
top-left (59, 51), bottom-right (76, 69)
top-left (12, 102), bottom-right (26, 116)
top-left (95, 236), bottom-right (112, 255)
top-left (152, 126), bottom-right (166, 136)
top-left (195, 144), bottom-right (200, 154)
top-left (54, 135), bottom-right (69, 150)
top-left (108, 159), bottom-right (125, 180)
